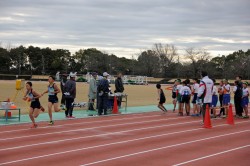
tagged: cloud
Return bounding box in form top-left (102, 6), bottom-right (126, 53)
top-left (0, 0), bottom-right (249, 58)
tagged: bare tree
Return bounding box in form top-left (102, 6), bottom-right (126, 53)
top-left (185, 48), bottom-right (211, 77)
top-left (153, 43), bottom-right (178, 77)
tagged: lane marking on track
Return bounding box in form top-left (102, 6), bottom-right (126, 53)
top-left (0, 116), bottom-right (187, 141)
top-left (0, 114), bottom-right (164, 134)
top-left (79, 130), bottom-right (250, 166)
top-left (0, 120), bottom-right (201, 151)
top-left (173, 144), bottom-right (250, 166)
top-left (0, 124), bottom-right (249, 165)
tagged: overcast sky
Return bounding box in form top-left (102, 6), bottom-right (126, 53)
top-left (0, 0), bottom-right (249, 58)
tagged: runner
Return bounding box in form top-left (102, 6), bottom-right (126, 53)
top-left (42, 75), bottom-right (61, 125)
top-left (191, 78), bottom-right (200, 116)
top-left (241, 82), bottom-right (249, 118)
top-left (171, 80), bottom-right (177, 112)
top-left (23, 82), bottom-right (44, 128)
top-left (156, 84), bottom-right (167, 113)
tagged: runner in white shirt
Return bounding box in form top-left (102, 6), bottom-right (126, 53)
top-left (210, 79), bottom-right (218, 118)
top-left (180, 81), bottom-right (192, 116)
top-left (222, 79), bottom-right (231, 118)
top-left (176, 79), bottom-right (183, 116)
top-left (242, 82), bottom-right (249, 118)
top-left (191, 78), bottom-right (200, 116)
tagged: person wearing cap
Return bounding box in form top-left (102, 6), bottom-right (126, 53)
top-left (97, 72), bottom-right (110, 115)
top-left (64, 72), bottom-right (76, 118)
top-left (241, 82), bottom-right (249, 118)
top-left (60, 73), bottom-right (68, 110)
top-left (88, 72), bottom-right (98, 110)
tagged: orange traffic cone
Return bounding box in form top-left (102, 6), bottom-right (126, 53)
top-left (112, 96), bottom-right (119, 114)
top-left (203, 104), bottom-right (212, 129)
top-left (227, 104), bottom-right (234, 125)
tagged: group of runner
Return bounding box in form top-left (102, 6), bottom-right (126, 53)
top-left (23, 75), bottom-right (66, 128)
top-left (156, 73), bottom-right (249, 120)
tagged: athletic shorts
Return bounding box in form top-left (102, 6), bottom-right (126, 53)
top-left (159, 97), bottom-right (166, 104)
top-left (192, 93), bottom-right (198, 104)
top-left (210, 95), bottom-right (218, 107)
top-left (48, 95), bottom-right (58, 104)
top-left (177, 94), bottom-right (182, 102)
top-left (172, 92), bottom-right (176, 99)
top-left (241, 97), bottom-right (249, 107)
top-left (223, 94), bottom-right (230, 105)
top-left (30, 100), bottom-right (41, 109)
top-left (181, 95), bottom-right (190, 104)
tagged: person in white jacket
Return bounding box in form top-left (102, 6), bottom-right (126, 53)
top-left (197, 71), bottom-right (213, 123)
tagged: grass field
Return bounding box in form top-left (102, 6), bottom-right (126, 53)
top-left (0, 80), bottom-right (173, 114)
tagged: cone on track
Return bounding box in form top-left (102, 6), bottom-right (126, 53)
top-left (203, 104), bottom-right (212, 129)
top-left (112, 96), bottom-right (119, 114)
top-left (227, 104), bottom-right (234, 125)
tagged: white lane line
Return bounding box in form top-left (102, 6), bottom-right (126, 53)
top-left (0, 117), bottom-right (186, 141)
top-left (0, 114), bottom-right (163, 134)
top-left (0, 127), bottom-right (249, 165)
top-left (173, 144), bottom-right (250, 166)
top-left (0, 120), bottom-right (200, 151)
top-left (79, 130), bottom-right (250, 166)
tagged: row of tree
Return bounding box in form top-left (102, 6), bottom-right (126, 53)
top-left (0, 43), bottom-right (249, 79)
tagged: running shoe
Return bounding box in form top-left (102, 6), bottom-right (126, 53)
top-left (243, 115), bottom-right (249, 119)
top-left (48, 121), bottom-right (54, 125)
top-left (221, 115), bottom-right (227, 118)
top-left (69, 116), bottom-right (75, 118)
top-left (31, 124), bottom-right (38, 128)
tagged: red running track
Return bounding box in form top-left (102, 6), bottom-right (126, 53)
top-left (0, 111), bottom-right (249, 166)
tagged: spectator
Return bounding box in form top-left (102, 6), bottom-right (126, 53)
top-left (198, 71), bottom-right (213, 123)
top-left (97, 72), bottom-right (110, 115)
top-left (88, 72), bottom-right (98, 110)
top-left (64, 72), bottom-right (76, 118)
top-left (234, 80), bottom-right (243, 118)
top-left (115, 72), bottom-right (125, 108)
top-left (235, 75), bottom-right (244, 116)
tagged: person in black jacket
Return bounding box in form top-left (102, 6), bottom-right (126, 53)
top-left (234, 80), bottom-right (243, 117)
top-left (64, 72), bottom-right (76, 118)
top-left (115, 72), bottom-right (124, 108)
top-left (97, 72), bottom-right (110, 115)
